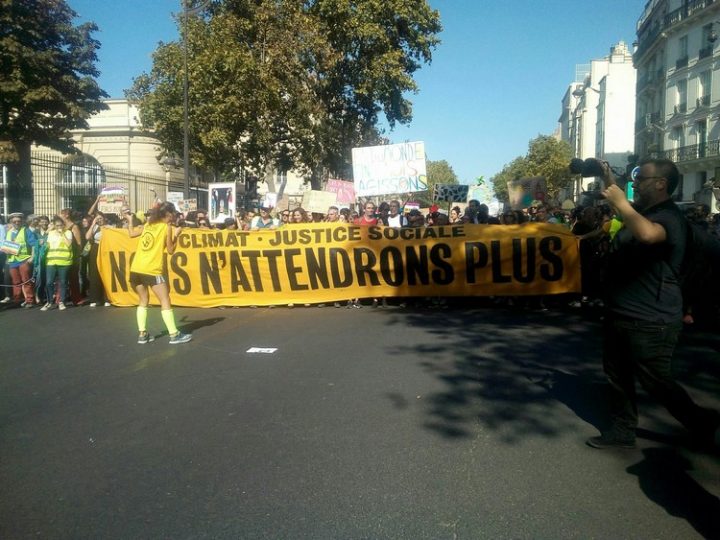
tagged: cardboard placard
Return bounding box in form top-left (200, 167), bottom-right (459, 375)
top-left (325, 179), bottom-right (356, 204)
top-left (98, 186), bottom-right (127, 215)
top-left (301, 190), bottom-right (339, 214)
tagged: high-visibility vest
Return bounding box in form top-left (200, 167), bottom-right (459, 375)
top-left (5, 227), bottom-right (31, 264)
top-left (46, 229), bottom-right (73, 266)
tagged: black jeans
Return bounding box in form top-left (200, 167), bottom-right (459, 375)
top-left (603, 317), bottom-right (718, 439)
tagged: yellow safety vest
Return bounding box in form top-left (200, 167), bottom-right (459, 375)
top-left (46, 229), bottom-right (73, 266)
top-left (5, 227), bottom-right (31, 263)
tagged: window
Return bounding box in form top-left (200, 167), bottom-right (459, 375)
top-left (673, 126), bottom-right (685, 149)
top-left (676, 79), bottom-right (687, 112)
top-left (679, 35), bottom-right (688, 57)
top-left (698, 70), bottom-right (711, 106)
top-left (676, 35), bottom-right (689, 68)
top-left (697, 119), bottom-right (708, 157)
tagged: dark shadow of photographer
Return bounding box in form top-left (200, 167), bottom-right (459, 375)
top-left (626, 447), bottom-right (720, 539)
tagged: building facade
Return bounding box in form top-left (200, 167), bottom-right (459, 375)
top-left (634, 0), bottom-right (720, 210)
top-left (562, 42), bottom-right (637, 199)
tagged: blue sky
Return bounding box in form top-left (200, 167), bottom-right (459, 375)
top-left (70, 0), bottom-right (640, 184)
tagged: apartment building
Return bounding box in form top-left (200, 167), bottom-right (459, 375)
top-left (634, 0), bottom-right (720, 209)
top-left (561, 42), bottom-right (637, 198)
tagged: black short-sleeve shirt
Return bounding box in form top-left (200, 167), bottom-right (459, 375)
top-left (605, 199), bottom-right (686, 323)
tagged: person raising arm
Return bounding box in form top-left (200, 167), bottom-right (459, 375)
top-left (125, 203), bottom-right (191, 345)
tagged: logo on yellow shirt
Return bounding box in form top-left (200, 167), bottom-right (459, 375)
top-left (141, 231), bottom-right (155, 250)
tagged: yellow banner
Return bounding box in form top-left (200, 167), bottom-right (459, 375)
top-left (97, 223), bottom-right (580, 307)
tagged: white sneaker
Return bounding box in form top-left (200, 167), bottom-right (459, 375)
top-left (40, 302), bottom-right (53, 311)
top-left (89, 302), bottom-right (97, 307)
top-left (58, 302), bottom-right (66, 311)
top-left (0, 297), bottom-right (11, 304)
top-left (104, 302), bottom-right (111, 307)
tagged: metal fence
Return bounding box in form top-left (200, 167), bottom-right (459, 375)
top-left (1, 152), bottom-right (209, 218)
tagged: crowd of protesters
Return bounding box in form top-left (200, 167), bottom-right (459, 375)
top-left (1, 195), bottom-right (719, 323)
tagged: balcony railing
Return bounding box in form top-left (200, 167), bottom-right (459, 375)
top-left (697, 94), bottom-right (711, 107)
top-left (699, 45), bottom-right (714, 59)
top-left (676, 56), bottom-right (689, 69)
top-left (674, 102), bottom-right (688, 114)
top-left (635, 112), bottom-right (663, 131)
top-left (635, 0), bottom-right (717, 59)
top-left (663, 139), bottom-right (720, 163)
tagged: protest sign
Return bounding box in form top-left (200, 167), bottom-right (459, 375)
top-left (325, 179), bottom-right (356, 205)
top-left (433, 184), bottom-right (470, 203)
top-left (167, 192), bottom-right (184, 211)
top-left (98, 186), bottom-right (127, 214)
top-left (507, 177), bottom-right (547, 210)
top-left (98, 223), bottom-right (580, 307)
top-left (168, 192), bottom-right (197, 213)
top-left (403, 202), bottom-right (420, 214)
top-left (262, 192), bottom-right (278, 209)
top-left (352, 141), bottom-right (428, 197)
top-left (302, 190), bottom-right (338, 214)
top-left (209, 182), bottom-right (236, 223)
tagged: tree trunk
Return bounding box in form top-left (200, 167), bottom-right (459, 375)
top-left (310, 167), bottom-right (324, 191)
top-left (5, 142), bottom-right (33, 214)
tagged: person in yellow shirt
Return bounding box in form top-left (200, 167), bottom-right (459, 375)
top-left (125, 202), bottom-right (191, 345)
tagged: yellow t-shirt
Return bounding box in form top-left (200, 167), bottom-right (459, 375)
top-left (130, 222), bottom-right (168, 276)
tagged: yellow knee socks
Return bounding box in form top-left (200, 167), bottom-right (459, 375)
top-left (161, 309), bottom-right (178, 335)
top-left (136, 306), bottom-right (148, 332)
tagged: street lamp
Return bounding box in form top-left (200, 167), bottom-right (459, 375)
top-left (180, 0), bottom-right (210, 198)
top-left (572, 85), bottom-right (601, 98)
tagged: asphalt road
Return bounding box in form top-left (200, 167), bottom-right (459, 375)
top-left (1, 300), bottom-right (718, 539)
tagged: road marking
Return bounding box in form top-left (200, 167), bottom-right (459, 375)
top-left (246, 347), bottom-right (278, 354)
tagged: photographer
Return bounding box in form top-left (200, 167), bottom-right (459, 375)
top-left (587, 157), bottom-right (719, 449)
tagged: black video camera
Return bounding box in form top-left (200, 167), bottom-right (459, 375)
top-left (569, 158), bottom-right (605, 178)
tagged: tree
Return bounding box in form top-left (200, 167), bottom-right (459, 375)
top-left (127, 0), bottom-right (441, 188)
top-left (0, 0), bottom-right (108, 210)
top-left (413, 159), bottom-right (458, 206)
top-left (524, 135), bottom-right (573, 199)
top-left (490, 156), bottom-right (529, 204)
top-left (490, 135), bottom-right (573, 205)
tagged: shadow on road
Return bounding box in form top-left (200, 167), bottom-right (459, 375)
top-left (385, 306), bottom-right (609, 442)
top-left (382, 304), bottom-right (720, 536)
top-left (626, 447), bottom-right (720, 539)
top-left (155, 315), bottom-right (225, 337)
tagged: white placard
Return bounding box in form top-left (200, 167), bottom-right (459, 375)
top-left (351, 141), bottom-right (428, 197)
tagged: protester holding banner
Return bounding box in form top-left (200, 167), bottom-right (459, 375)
top-left (291, 208), bottom-right (308, 224)
top-left (2, 212), bottom-right (36, 307)
top-left (278, 210), bottom-right (290, 226)
top-left (324, 206), bottom-right (340, 223)
top-left (449, 207), bottom-right (462, 224)
top-left (383, 200), bottom-right (407, 227)
top-left (354, 202), bottom-right (378, 226)
top-left (126, 202), bottom-right (191, 345)
top-left (251, 207), bottom-right (278, 230)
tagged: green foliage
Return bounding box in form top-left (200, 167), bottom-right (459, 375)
top-left (0, 0), bottom-right (108, 157)
top-left (491, 135), bottom-right (573, 203)
top-left (490, 156), bottom-right (529, 204)
top-left (127, 0), bottom-right (441, 186)
top-left (415, 159), bottom-right (458, 207)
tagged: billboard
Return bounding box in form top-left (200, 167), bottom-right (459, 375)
top-left (352, 141), bottom-right (428, 197)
